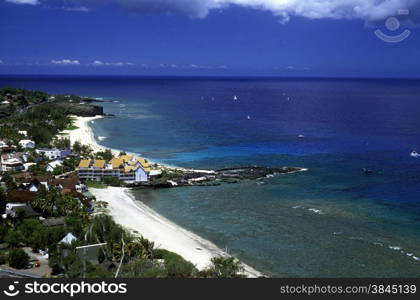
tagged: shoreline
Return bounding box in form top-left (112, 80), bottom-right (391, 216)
top-left (62, 115), bottom-right (263, 277)
top-left (61, 115), bottom-right (214, 174)
top-left (90, 187), bottom-right (263, 278)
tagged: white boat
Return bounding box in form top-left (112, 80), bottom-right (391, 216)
top-left (298, 134), bottom-right (305, 138)
top-left (234, 95), bottom-right (238, 101)
top-left (247, 115), bottom-right (251, 120)
top-left (410, 151), bottom-right (420, 158)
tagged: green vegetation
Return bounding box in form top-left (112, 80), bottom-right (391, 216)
top-left (8, 248), bottom-right (30, 269)
top-left (0, 87), bottom-right (247, 278)
top-left (205, 257), bottom-right (245, 278)
top-left (95, 149), bottom-right (114, 161)
top-left (0, 87), bottom-right (102, 147)
top-left (102, 176), bottom-right (122, 187)
top-left (152, 169), bottom-right (185, 184)
top-left (85, 181), bottom-right (108, 189)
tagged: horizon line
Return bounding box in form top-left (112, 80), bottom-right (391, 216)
top-left (1, 74), bottom-right (420, 81)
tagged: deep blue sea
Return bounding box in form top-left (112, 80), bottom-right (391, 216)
top-left (1, 76), bottom-right (420, 277)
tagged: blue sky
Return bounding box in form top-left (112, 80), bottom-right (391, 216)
top-left (0, 0), bottom-right (419, 77)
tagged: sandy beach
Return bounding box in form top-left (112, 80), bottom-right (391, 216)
top-left (64, 116), bottom-right (262, 277)
top-left (60, 115), bottom-right (120, 156)
top-left (90, 187), bottom-right (262, 277)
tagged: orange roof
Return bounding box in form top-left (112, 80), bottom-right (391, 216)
top-left (124, 166), bottom-right (135, 173)
top-left (78, 160), bottom-right (91, 168)
top-left (110, 158), bottom-right (124, 169)
top-left (137, 157), bottom-right (150, 168)
top-left (93, 160), bottom-right (106, 169)
top-left (119, 154), bottom-right (133, 163)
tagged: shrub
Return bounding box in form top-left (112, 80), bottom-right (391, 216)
top-left (153, 249), bottom-right (197, 278)
top-left (0, 253), bottom-right (7, 264)
top-left (201, 256), bottom-right (245, 278)
top-left (8, 248), bottom-right (30, 269)
top-left (102, 176), bottom-right (122, 187)
top-left (4, 230), bottom-right (25, 247)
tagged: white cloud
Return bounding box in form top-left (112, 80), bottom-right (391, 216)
top-left (92, 60), bottom-right (104, 66)
top-left (5, 0), bottom-right (39, 5)
top-left (51, 59), bottom-right (80, 65)
top-left (68, 0), bottom-right (420, 22)
top-left (63, 6), bottom-right (90, 12)
top-left (90, 60), bottom-right (135, 67)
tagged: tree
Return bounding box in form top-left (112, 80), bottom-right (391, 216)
top-left (102, 176), bottom-right (121, 187)
top-left (96, 149), bottom-right (113, 161)
top-left (4, 230), bottom-right (25, 247)
top-left (73, 141), bottom-right (82, 154)
top-left (2, 173), bottom-right (17, 190)
top-left (53, 138), bottom-right (71, 149)
top-left (8, 248), bottom-right (30, 269)
top-left (202, 257), bottom-right (245, 278)
top-left (0, 188), bottom-right (6, 214)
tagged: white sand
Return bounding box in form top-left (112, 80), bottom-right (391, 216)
top-left (90, 187), bottom-right (263, 277)
top-left (63, 116), bottom-right (262, 277)
top-left (60, 115), bottom-right (120, 156)
top-left (61, 116), bottom-right (214, 174)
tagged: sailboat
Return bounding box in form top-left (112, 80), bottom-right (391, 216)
top-left (410, 150), bottom-right (420, 158)
top-left (234, 95), bottom-right (238, 101)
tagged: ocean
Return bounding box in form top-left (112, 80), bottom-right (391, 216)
top-left (1, 75), bottom-right (420, 277)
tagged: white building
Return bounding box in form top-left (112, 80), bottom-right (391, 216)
top-left (6, 203), bottom-right (27, 218)
top-left (78, 155), bottom-right (151, 183)
top-left (36, 148), bottom-right (72, 160)
top-left (19, 139), bottom-right (36, 149)
top-left (23, 162), bottom-right (36, 171)
top-left (0, 140), bottom-right (8, 148)
top-left (46, 160), bottom-right (63, 172)
top-left (0, 157), bottom-right (24, 172)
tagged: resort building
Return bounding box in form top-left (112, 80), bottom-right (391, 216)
top-left (36, 148), bottom-right (72, 160)
top-left (77, 155), bottom-right (151, 183)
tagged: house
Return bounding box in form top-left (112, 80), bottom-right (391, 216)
top-left (19, 140), bottom-right (36, 149)
top-left (77, 155), bottom-right (151, 183)
top-left (46, 160), bottom-right (63, 172)
top-left (36, 148), bottom-right (72, 160)
top-left (27, 178), bottom-right (50, 192)
top-left (23, 162), bottom-right (36, 171)
top-left (60, 233), bottom-right (77, 245)
top-left (0, 153), bottom-right (24, 172)
top-left (0, 140), bottom-right (9, 148)
top-left (5, 190), bottom-right (38, 218)
top-left (7, 175), bottom-right (94, 216)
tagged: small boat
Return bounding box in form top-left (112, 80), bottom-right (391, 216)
top-left (298, 134), bottom-right (305, 139)
top-left (362, 168), bottom-right (373, 174)
top-left (410, 150), bottom-right (420, 158)
top-left (234, 95), bottom-right (238, 101)
top-left (247, 115), bottom-right (251, 120)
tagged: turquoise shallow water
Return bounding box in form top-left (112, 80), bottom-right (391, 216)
top-left (1, 76), bottom-right (420, 277)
